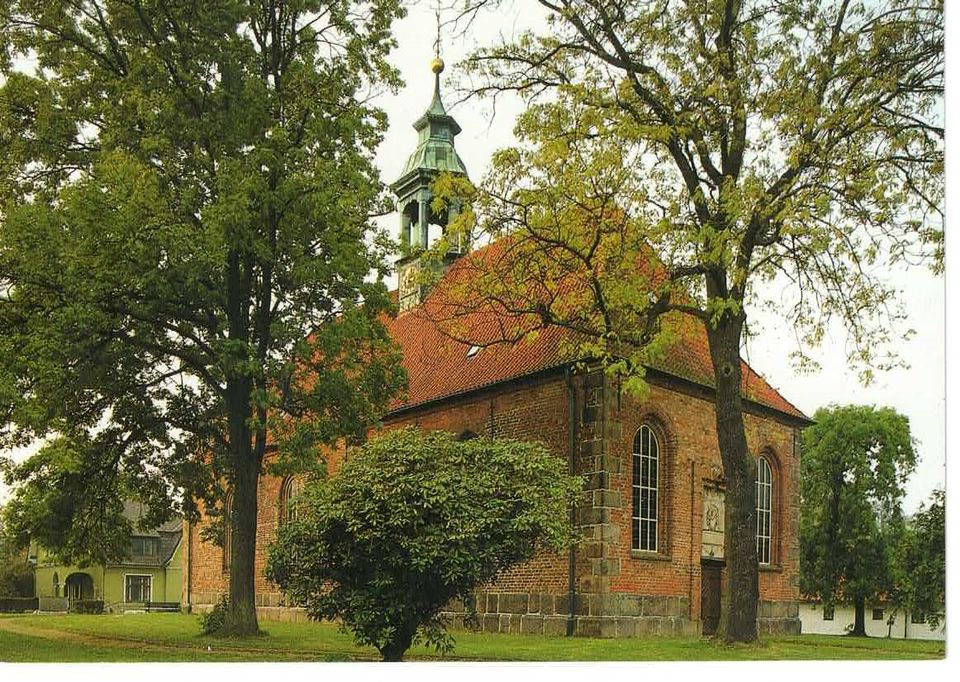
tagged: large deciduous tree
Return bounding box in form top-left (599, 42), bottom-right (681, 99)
top-left (799, 405), bottom-right (916, 637)
top-left (267, 427), bottom-right (582, 661)
top-left (0, 0), bottom-right (406, 635)
top-left (432, 0), bottom-right (942, 641)
top-left (0, 509), bottom-right (34, 598)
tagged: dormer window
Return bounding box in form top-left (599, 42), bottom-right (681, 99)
top-left (130, 537), bottom-right (158, 557)
top-left (466, 344), bottom-right (481, 358)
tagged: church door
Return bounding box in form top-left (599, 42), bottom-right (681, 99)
top-left (700, 561), bottom-right (722, 636)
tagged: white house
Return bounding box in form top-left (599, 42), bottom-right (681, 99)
top-left (799, 601), bottom-right (945, 641)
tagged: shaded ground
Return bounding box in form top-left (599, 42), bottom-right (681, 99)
top-left (0, 613), bottom-right (945, 663)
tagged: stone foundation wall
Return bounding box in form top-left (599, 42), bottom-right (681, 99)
top-left (441, 590), bottom-right (696, 638)
top-left (757, 600), bottom-right (801, 635)
top-left (192, 590), bottom-right (800, 637)
top-left (190, 601), bottom-right (310, 623)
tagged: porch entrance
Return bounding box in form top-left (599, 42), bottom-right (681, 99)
top-left (65, 572), bottom-right (94, 601)
top-left (700, 560), bottom-right (723, 636)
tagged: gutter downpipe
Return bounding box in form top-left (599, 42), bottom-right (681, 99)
top-left (565, 365), bottom-right (577, 637)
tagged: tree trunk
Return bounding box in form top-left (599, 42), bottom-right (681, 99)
top-left (705, 312), bottom-right (759, 643)
top-left (219, 377), bottom-right (261, 636)
top-left (222, 436), bottom-right (261, 636)
top-left (380, 625), bottom-right (415, 662)
top-left (218, 243), bottom-right (261, 637)
top-left (850, 595), bottom-right (867, 636)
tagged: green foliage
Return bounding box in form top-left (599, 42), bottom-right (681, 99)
top-left (448, 0), bottom-right (942, 380)
top-left (799, 404), bottom-right (917, 609)
top-left (266, 427), bottom-right (582, 661)
top-left (199, 596), bottom-right (231, 636)
top-left (0, 0), bottom-right (407, 615)
top-left (896, 489), bottom-right (945, 627)
top-left (0, 435), bottom-right (153, 566)
top-left (0, 513), bottom-right (34, 598)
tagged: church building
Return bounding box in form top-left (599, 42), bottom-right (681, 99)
top-left (183, 57), bottom-right (809, 638)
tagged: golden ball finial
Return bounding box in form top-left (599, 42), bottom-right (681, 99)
top-left (430, 56), bottom-right (445, 74)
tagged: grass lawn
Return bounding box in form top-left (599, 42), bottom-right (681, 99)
top-left (0, 613), bottom-right (945, 662)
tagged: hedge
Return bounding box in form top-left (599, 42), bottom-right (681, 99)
top-left (70, 599), bottom-right (104, 614)
top-left (0, 597), bottom-right (39, 613)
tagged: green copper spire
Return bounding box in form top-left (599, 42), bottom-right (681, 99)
top-left (393, 57), bottom-right (468, 183)
top-left (392, 54), bottom-right (471, 311)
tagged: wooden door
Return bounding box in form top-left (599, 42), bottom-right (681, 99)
top-left (700, 561), bottom-right (722, 635)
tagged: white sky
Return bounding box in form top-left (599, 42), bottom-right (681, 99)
top-left (0, 3), bottom-right (948, 517)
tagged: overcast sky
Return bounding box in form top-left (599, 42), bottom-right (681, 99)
top-left (0, 3), bottom-right (948, 516)
top-left (375, 2), bottom-right (946, 515)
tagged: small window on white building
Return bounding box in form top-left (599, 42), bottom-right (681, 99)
top-left (872, 608), bottom-right (884, 621)
top-left (823, 605), bottom-right (835, 621)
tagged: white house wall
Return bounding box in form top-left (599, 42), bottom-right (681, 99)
top-left (799, 602), bottom-right (945, 640)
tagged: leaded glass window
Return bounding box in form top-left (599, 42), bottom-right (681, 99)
top-left (756, 456), bottom-right (773, 564)
top-left (280, 477), bottom-right (302, 524)
top-left (632, 425), bottom-right (659, 552)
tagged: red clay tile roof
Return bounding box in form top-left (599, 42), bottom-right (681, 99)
top-left (385, 242), bottom-right (808, 422)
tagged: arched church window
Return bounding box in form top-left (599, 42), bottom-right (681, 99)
top-left (221, 493), bottom-right (232, 574)
top-left (632, 424), bottom-right (660, 552)
top-left (279, 476), bottom-right (302, 525)
top-left (756, 456), bottom-right (773, 564)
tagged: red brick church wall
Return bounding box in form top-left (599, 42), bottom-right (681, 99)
top-left (185, 367), bottom-right (801, 635)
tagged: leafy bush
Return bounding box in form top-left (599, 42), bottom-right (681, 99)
top-left (70, 599), bottom-right (104, 614)
top-left (267, 428), bottom-right (582, 661)
top-left (199, 595), bottom-right (229, 635)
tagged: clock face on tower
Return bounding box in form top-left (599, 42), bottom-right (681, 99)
top-left (399, 261), bottom-right (420, 311)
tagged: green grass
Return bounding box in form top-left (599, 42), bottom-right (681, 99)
top-left (0, 627), bottom-right (278, 663)
top-left (0, 613), bottom-right (945, 662)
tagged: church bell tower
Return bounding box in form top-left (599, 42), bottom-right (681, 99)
top-left (391, 52), bottom-right (470, 312)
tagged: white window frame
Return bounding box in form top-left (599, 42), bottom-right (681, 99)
top-left (632, 424), bottom-right (659, 552)
top-left (124, 573), bottom-right (153, 604)
top-left (756, 456), bottom-right (773, 565)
